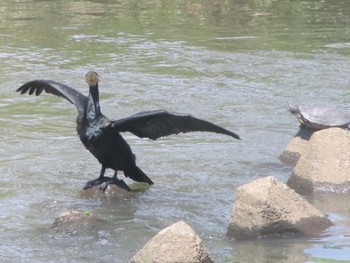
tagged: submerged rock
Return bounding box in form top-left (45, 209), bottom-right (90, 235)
top-left (130, 220), bottom-right (213, 263)
top-left (279, 127), bottom-right (314, 165)
top-left (288, 128), bottom-right (350, 194)
top-left (228, 176), bottom-right (332, 240)
top-left (52, 210), bottom-right (95, 228)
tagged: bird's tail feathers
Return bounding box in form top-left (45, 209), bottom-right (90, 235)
top-left (124, 166), bottom-right (154, 185)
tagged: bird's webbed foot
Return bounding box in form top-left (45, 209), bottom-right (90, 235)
top-left (83, 177), bottom-right (112, 190)
top-left (99, 178), bottom-right (131, 192)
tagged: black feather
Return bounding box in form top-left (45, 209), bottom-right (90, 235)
top-left (110, 110), bottom-right (240, 140)
top-left (16, 80), bottom-right (88, 115)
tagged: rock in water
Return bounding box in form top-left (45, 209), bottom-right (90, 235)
top-left (52, 210), bottom-right (94, 227)
top-left (288, 128), bottom-right (350, 194)
top-left (228, 176), bottom-right (332, 239)
top-left (130, 220), bottom-right (213, 263)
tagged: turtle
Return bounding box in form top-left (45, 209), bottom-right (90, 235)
top-left (287, 103), bottom-right (350, 130)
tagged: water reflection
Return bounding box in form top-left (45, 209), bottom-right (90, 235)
top-left (233, 238), bottom-right (310, 263)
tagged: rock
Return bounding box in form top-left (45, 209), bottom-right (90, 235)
top-left (81, 183), bottom-right (131, 199)
top-left (279, 127), bottom-right (314, 165)
top-left (80, 180), bottom-right (149, 199)
top-left (227, 176), bottom-right (332, 239)
top-left (287, 128), bottom-right (350, 194)
top-left (129, 220), bottom-right (213, 263)
top-left (52, 210), bottom-right (94, 228)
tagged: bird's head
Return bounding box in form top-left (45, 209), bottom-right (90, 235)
top-left (85, 71), bottom-right (99, 87)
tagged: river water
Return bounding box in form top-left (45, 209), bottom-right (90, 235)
top-left (1, 0), bottom-right (350, 262)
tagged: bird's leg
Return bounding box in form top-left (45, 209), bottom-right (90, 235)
top-left (100, 171), bottom-right (131, 192)
top-left (83, 166), bottom-right (110, 190)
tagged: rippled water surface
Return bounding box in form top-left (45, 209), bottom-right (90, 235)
top-left (1, 0), bottom-right (350, 262)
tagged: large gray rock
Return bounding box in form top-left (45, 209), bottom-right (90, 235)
top-left (288, 128), bottom-right (350, 194)
top-left (228, 176), bottom-right (332, 239)
top-left (130, 220), bottom-right (213, 263)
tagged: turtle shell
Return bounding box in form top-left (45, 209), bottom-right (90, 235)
top-left (288, 103), bottom-right (350, 129)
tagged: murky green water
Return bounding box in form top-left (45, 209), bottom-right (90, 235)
top-left (1, 0), bottom-right (350, 262)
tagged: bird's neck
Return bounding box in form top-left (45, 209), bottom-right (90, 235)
top-left (86, 85), bottom-right (101, 120)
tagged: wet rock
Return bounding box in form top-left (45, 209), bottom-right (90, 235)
top-left (288, 128), bottom-right (350, 194)
top-left (227, 176), bottom-right (332, 240)
top-left (130, 220), bottom-right (213, 263)
top-left (81, 183), bottom-right (130, 198)
top-left (279, 127), bottom-right (314, 165)
top-left (81, 180), bottom-right (149, 199)
top-left (52, 210), bottom-right (94, 228)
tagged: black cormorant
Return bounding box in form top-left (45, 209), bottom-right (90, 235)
top-left (17, 71), bottom-right (240, 191)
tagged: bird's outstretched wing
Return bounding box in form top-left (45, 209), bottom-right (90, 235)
top-left (110, 110), bottom-right (240, 140)
top-left (16, 80), bottom-right (88, 115)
